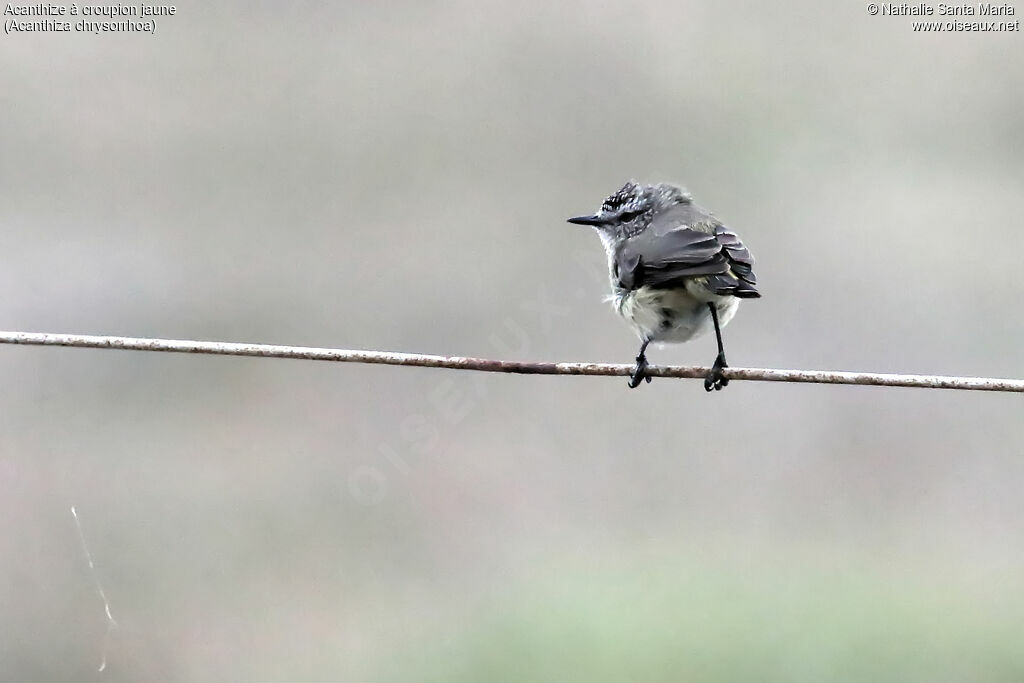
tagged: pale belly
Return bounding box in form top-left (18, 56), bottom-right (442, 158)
top-left (612, 284), bottom-right (740, 343)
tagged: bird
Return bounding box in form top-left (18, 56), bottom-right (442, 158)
top-left (568, 181), bottom-right (760, 391)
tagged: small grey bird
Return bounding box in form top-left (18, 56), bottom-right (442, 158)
top-left (568, 181), bottom-right (760, 391)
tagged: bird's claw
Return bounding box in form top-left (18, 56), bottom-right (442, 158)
top-left (704, 352), bottom-right (729, 392)
top-left (628, 353), bottom-right (652, 389)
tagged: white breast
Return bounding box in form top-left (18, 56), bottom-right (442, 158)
top-left (613, 285), bottom-right (739, 344)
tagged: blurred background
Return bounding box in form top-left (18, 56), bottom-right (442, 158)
top-left (2, 1), bottom-right (1023, 680)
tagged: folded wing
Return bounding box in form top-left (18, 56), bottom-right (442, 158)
top-left (614, 225), bottom-right (760, 298)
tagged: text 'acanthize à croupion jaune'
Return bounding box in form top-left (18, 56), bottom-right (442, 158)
top-left (3, 3), bottom-right (176, 34)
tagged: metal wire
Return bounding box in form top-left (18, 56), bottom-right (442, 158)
top-left (1, 330), bottom-right (1022, 392)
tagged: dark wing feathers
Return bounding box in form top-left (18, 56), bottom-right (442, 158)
top-left (714, 226), bottom-right (759, 297)
top-left (614, 225), bottom-right (760, 298)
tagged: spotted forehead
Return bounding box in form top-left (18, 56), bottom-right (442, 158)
top-left (601, 181), bottom-right (642, 211)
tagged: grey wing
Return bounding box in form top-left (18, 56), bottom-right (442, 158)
top-left (614, 225), bottom-right (760, 298)
top-left (710, 226), bottom-right (759, 298)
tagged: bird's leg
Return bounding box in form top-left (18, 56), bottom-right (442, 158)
top-left (704, 303), bottom-right (729, 392)
top-left (628, 338), bottom-right (652, 389)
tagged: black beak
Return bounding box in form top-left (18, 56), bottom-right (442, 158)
top-left (567, 214), bottom-right (605, 226)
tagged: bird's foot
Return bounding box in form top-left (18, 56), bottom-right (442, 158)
top-left (628, 353), bottom-right (653, 389)
top-left (704, 352), bottom-right (730, 392)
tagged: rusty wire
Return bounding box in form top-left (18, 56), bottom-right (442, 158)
top-left (1, 330), bottom-right (1022, 392)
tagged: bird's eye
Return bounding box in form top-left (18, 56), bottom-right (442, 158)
top-left (619, 210), bottom-right (638, 222)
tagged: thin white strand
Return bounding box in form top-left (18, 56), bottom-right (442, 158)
top-left (71, 506), bottom-right (117, 673)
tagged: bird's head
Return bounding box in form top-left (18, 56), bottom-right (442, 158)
top-left (567, 181), bottom-right (690, 239)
